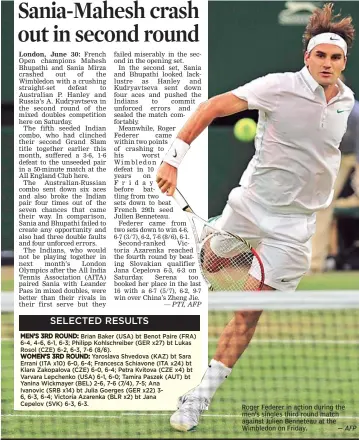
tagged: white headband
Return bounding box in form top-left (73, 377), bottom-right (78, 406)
top-left (307, 32), bottom-right (347, 56)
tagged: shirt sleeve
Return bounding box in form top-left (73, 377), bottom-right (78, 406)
top-left (231, 73), bottom-right (281, 113)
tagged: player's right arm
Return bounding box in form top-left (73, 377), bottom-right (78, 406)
top-left (156, 93), bottom-right (248, 195)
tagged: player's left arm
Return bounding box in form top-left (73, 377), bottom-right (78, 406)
top-left (157, 73), bottom-right (280, 195)
top-left (176, 92), bottom-right (248, 145)
top-left (156, 92), bottom-right (248, 195)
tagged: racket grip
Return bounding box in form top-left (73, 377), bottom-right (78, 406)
top-left (173, 190), bottom-right (191, 211)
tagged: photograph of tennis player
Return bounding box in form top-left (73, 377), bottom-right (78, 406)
top-left (156, 2), bottom-right (357, 433)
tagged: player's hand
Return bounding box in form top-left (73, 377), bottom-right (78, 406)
top-left (156, 162), bottom-right (177, 196)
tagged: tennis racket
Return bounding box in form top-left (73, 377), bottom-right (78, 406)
top-left (173, 189), bottom-right (265, 291)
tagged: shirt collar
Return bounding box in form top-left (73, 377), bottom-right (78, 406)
top-left (336, 77), bottom-right (346, 95)
top-left (300, 66), bottom-right (321, 92)
top-left (300, 66), bottom-right (345, 97)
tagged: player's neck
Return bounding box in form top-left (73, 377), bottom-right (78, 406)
top-left (322, 83), bottom-right (339, 103)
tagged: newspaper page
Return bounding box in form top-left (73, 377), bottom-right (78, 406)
top-left (5, 0), bottom-right (359, 438)
top-left (14, 0), bottom-right (208, 412)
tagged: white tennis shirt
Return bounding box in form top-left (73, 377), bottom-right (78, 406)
top-left (231, 67), bottom-right (355, 214)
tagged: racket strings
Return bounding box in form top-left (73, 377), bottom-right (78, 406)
top-left (199, 232), bottom-right (262, 291)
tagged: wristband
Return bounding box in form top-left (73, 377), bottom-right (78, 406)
top-left (163, 138), bottom-right (190, 168)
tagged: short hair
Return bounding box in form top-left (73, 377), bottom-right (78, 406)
top-left (303, 3), bottom-right (355, 54)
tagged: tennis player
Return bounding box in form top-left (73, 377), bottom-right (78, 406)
top-left (156, 3), bottom-right (355, 432)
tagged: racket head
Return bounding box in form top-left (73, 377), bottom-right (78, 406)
top-left (172, 189), bottom-right (265, 291)
top-left (198, 226), bottom-right (265, 291)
